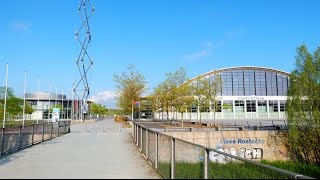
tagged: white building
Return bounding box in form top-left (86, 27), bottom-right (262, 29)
top-left (156, 66), bottom-right (289, 121)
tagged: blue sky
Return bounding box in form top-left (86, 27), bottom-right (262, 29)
top-left (1, 0), bottom-right (320, 109)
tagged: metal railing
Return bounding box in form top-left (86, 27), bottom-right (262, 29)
top-left (132, 121), bottom-right (315, 179)
top-left (0, 121), bottom-right (71, 157)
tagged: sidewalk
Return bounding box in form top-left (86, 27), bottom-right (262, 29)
top-left (0, 119), bottom-right (161, 179)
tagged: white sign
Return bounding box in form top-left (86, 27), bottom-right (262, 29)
top-left (52, 108), bottom-right (60, 122)
top-left (237, 96), bottom-right (265, 100)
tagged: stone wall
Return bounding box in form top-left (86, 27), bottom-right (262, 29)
top-left (163, 130), bottom-right (288, 162)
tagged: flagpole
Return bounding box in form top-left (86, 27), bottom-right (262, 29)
top-left (55, 88), bottom-right (57, 108)
top-left (61, 90), bottom-right (64, 120)
top-left (37, 78), bottom-right (40, 124)
top-left (23, 70), bottom-right (26, 128)
top-left (3, 63), bottom-right (8, 128)
top-left (48, 83), bottom-right (51, 124)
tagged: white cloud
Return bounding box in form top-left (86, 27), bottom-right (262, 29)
top-left (11, 21), bottom-right (30, 31)
top-left (183, 49), bottom-right (210, 61)
top-left (89, 90), bottom-right (118, 108)
top-left (183, 40), bottom-right (225, 61)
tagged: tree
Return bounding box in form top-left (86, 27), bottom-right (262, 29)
top-left (113, 65), bottom-right (147, 118)
top-left (152, 82), bottom-right (171, 120)
top-left (0, 86), bottom-right (15, 99)
top-left (163, 67), bottom-right (188, 122)
top-left (91, 102), bottom-right (107, 118)
top-left (192, 74), bottom-right (222, 127)
top-left (0, 86), bottom-right (24, 121)
top-left (173, 83), bottom-right (194, 127)
top-left (282, 44), bottom-right (320, 163)
top-left (192, 77), bottom-right (210, 125)
top-left (24, 102), bottom-right (34, 115)
top-left (205, 75), bottom-right (222, 126)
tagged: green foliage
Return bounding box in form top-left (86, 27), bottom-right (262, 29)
top-left (157, 161), bottom-right (304, 179)
top-left (260, 160), bottom-right (320, 179)
top-left (0, 87), bottom-right (27, 121)
top-left (0, 86), bottom-right (15, 99)
top-left (24, 102), bottom-right (34, 114)
top-left (284, 43), bottom-right (320, 164)
top-left (0, 120), bottom-right (35, 128)
top-left (113, 65), bottom-right (146, 114)
top-left (192, 74), bottom-right (222, 125)
top-left (91, 102), bottom-right (107, 116)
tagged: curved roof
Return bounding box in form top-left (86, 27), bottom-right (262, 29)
top-left (185, 66), bottom-right (290, 85)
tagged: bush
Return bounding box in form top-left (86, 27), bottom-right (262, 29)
top-left (114, 115), bottom-right (129, 122)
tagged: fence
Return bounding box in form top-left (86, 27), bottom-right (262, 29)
top-left (0, 121), bottom-right (71, 156)
top-left (132, 121), bottom-right (315, 179)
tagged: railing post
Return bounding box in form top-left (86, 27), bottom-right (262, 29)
top-left (136, 125), bottom-right (138, 146)
top-left (133, 123), bottom-right (135, 141)
top-left (171, 138), bottom-right (175, 179)
top-left (132, 122), bottom-right (135, 138)
top-left (64, 121), bottom-right (66, 134)
top-left (140, 126), bottom-right (143, 150)
top-left (146, 129), bottom-right (148, 159)
top-left (57, 121), bottom-right (60, 137)
top-left (1, 128), bottom-right (5, 156)
top-left (50, 123), bottom-right (53, 139)
top-left (155, 132), bottom-right (158, 169)
top-left (32, 125), bottom-right (34, 145)
top-left (204, 148), bottom-right (209, 179)
top-left (19, 126), bottom-right (22, 149)
top-left (42, 123), bottom-right (44, 142)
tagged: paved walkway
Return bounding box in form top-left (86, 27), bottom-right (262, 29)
top-left (0, 119), bottom-right (161, 179)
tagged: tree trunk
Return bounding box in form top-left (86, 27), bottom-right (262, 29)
top-left (181, 112), bottom-right (184, 127)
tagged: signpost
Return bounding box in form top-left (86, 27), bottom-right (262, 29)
top-left (52, 108), bottom-right (60, 123)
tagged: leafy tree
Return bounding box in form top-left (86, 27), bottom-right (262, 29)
top-left (0, 86), bottom-right (24, 121)
top-left (192, 77), bottom-right (210, 125)
top-left (152, 82), bottom-right (171, 120)
top-left (282, 44), bottom-right (320, 163)
top-left (0, 86), bottom-right (15, 99)
top-left (91, 102), bottom-right (107, 117)
top-left (24, 102), bottom-right (34, 116)
top-left (6, 97), bottom-right (23, 120)
top-left (192, 74), bottom-right (222, 126)
top-left (113, 65), bottom-right (147, 118)
top-left (163, 67), bottom-right (188, 121)
top-left (173, 83), bottom-right (194, 127)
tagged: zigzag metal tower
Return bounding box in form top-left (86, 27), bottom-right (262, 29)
top-left (73, 0), bottom-right (94, 120)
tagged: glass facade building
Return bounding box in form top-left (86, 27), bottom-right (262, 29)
top-left (156, 66), bottom-right (290, 121)
top-left (24, 92), bottom-right (89, 120)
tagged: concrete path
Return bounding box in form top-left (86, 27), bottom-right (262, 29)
top-left (0, 119), bottom-right (161, 179)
